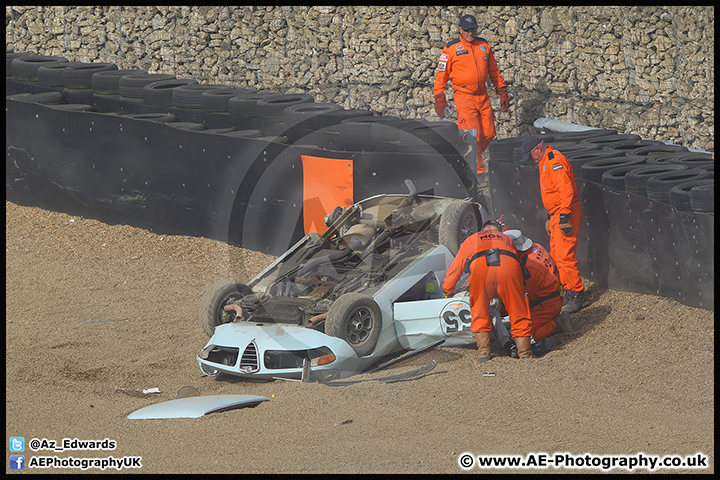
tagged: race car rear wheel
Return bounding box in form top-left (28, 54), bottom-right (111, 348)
top-left (325, 293), bottom-right (382, 357)
top-left (198, 280), bottom-right (253, 337)
top-left (439, 199), bottom-right (480, 256)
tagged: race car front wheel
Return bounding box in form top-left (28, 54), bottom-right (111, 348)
top-left (325, 293), bottom-right (382, 357)
top-left (198, 280), bottom-right (253, 337)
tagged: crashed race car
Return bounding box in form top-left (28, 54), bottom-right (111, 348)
top-left (197, 180), bottom-right (491, 380)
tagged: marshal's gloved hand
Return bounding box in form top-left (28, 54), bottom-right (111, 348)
top-left (498, 87), bottom-right (509, 113)
top-left (559, 213), bottom-right (573, 236)
top-left (434, 94), bottom-right (449, 118)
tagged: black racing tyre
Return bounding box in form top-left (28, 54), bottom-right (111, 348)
top-left (198, 280), bottom-right (254, 337)
top-left (6, 51), bottom-right (28, 73)
top-left (199, 127), bottom-right (236, 135)
top-left (629, 144), bottom-right (688, 158)
top-left (11, 55), bottom-right (68, 82)
top-left (605, 139), bottom-right (664, 155)
top-left (10, 91), bottom-right (67, 105)
top-left (601, 165), bottom-right (647, 191)
top-left (119, 112), bottom-right (179, 123)
top-left (200, 87), bottom-right (256, 112)
top-left (313, 108), bottom-right (374, 129)
top-left (325, 293), bottom-right (382, 357)
top-left (551, 129), bottom-right (618, 142)
top-left (62, 63), bottom-right (118, 89)
top-left (141, 78), bottom-right (198, 107)
top-left (624, 164), bottom-right (688, 197)
top-left (669, 179), bottom-right (714, 212)
top-left (550, 141), bottom-right (601, 157)
top-left (579, 133), bottom-right (642, 148)
top-left (91, 69), bottom-right (146, 94)
top-left (256, 135), bottom-right (291, 144)
top-left (666, 152), bottom-right (714, 169)
top-left (488, 137), bottom-right (525, 163)
top-left (228, 92), bottom-right (284, 118)
top-left (48, 103), bottom-right (94, 112)
top-left (221, 129), bottom-right (264, 138)
top-left (690, 184), bottom-right (714, 213)
top-left (337, 115), bottom-right (400, 136)
top-left (283, 103), bottom-right (343, 128)
top-left (169, 122), bottom-right (206, 131)
top-left (567, 150), bottom-right (625, 172)
top-left (404, 120), bottom-right (461, 147)
top-left (579, 155), bottom-right (646, 183)
top-left (256, 93), bottom-right (314, 123)
top-left (172, 83), bottom-right (226, 109)
top-left (645, 153), bottom-right (680, 165)
top-left (119, 73), bottom-right (176, 98)
top-left (36, 62), bottom-right (82, 87)
top-left (438, 199), bottom-right (481, 256)
top-left (646, 168), bottom-right (713, 204)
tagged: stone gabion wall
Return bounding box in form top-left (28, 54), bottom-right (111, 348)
top-left (5, 5), bottom-right (714, 151)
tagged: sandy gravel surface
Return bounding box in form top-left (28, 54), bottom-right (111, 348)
top-left (5, 201), bottom-right (714, 474)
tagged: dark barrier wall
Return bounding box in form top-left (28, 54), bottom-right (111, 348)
top-left (489, 161), bottom-right (713, 311)
top-left (6, 81), bottom-right (476, 256)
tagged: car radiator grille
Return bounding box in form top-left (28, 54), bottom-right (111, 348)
top-left (239, 341), bottom-right (259, 373)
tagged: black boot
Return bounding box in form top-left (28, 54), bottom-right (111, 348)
top-left (504, 340), bottom-right (518, 359)
top-left (531, 336), bottom-right (556, 356)
top-left (562, 289), bottom-right (589, 314)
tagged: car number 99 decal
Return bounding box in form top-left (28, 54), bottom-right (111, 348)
top-left (440, 299), bottom-right (472, 335)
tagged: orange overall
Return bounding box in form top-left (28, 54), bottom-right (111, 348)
top-left (433, 37), bottom-right (506, 174)
top-left (443, 228), bottom-right (532, 338)
top-left (538, 146), bottom-right (585, 293)
top-left (520, 242), bottom-right (563, 340)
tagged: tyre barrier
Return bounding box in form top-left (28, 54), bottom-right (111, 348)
top-left (313, 108), bottom-right (374, 129)
top-left (172, 84), bottom-right (228, 109)
top-left (666, 151), bottom-right (714, 169)
top-left (169, 122), bottom-right (207, 131)
top-left (37, 62), bottom-right (83, 87)
top-left (645, 168), bottom-right (713, 204)
top-left (627, 143), bottom-right (689, 159)
top-left (567, 149), bottom-right (626, 172)
top-left (605, 139), bottom-right (665, 155)
top-left (336, 115), bottom-right (400, 137)
top-left (11, 55), bottom-right (69, 82)
top-left (48, 103), bottom-right (95, 112)
top-left (228, 92), bottom-right (286, 119)
top-left (220, 129), bottom-right (264, 138)
top-left (689, 184), bottom-right (714, 213)
top-left (6, 64), bottom-right (711, 309)
top-left (118, 112), bottom-right (179, 123)
top-left (580, 133), bottom-right (642, 148)
top-left (119, 73), bottom-right (177, 98)
top-left (601, 164), bottom-right (647, 191)
top-left (62, 63), bottom-right (118, 89)
top-left (142, 79), bottom-right (200, 107)
top-left (669, 178), bottom-right (714, 212)
top-left (200, 87), bottom-right (256, 113)
top-left (551, 128), bottom-right (618, 142)
top-left (8, 91), bottom-right (67, 105)
top-left (624, 164), bottom-right (687, 197)
top-left (91, 69), bottom-right (147, 95)
top-left (579, 155), bottom-right (646, 183)
top-left (255, 93), bottom-right (315, 123)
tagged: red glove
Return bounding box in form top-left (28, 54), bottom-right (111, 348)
top-left (498, 88), bottom-right (509, 113)
top-left (434, 94), bottom-right (448, 118)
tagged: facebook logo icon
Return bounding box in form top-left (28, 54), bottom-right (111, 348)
top-left (10, 455), bottom-right (25, 470)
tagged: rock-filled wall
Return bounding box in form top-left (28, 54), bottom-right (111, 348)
top-left (5, 5), bottom-right (714, 151)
